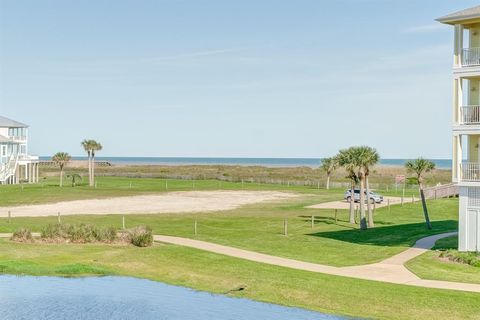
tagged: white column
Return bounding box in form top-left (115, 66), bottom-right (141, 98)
top-left (457, 135), bottom-right (463, 181)
top-left (454, 78), bottom-right (463, 124)
top-left (454, 24), bottom-right (464, 67)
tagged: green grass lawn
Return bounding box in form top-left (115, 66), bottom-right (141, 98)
top-left (0, 180), bottom-right (458, 267)
top-left (0, 177), bottom-right (471, 319)
top-left (406, 236), bottom-right (480, 285)
top-left (0, 239), bottom-right (478, 320)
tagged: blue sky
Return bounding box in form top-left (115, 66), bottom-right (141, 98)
top-left (0, 0), bottom-right (477, 158)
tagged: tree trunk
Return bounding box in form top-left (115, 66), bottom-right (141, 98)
top-left (91, 155), bottom-right (95, 187)
top-left (88, 152), bottom-right (93, 187)
top-left (349, 180), bottom-right (355, 223)
top-left (326, 174), bottom-right (330, 190)
top-left (419, 186), bottom-right (432, 229)
top-left (366, 176), bottom-right (374, 228)
top-left (359, 174), bottom-right (367, 230)
top-left (60, 168), bottom-right (63, 187)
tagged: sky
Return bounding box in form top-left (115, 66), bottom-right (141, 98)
top-left (0, 0), bottom-right (478, 159)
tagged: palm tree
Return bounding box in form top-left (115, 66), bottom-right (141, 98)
top-left (359, 146), bottom-right (380, 228)
top-left (320, 157), bottom-right (338, 190)
top-left (52, 152), bottom-right (71, 187)
top-left (405, 158), bottom-right (435, 229)
top-left (336, 148), bottom-right (359, 225)
top-left (81, 139), bottom-right (102, 187)
top-left (81, 139), bottom-right (94, 186)
top-left (90, 140), bottom-right (102, 187)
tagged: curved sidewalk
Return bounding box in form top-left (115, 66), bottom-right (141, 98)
top-left (154, 232), bottom-right (480, 293)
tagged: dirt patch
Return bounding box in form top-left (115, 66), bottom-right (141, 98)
top-left (306, 196), bottom-right (419, 210)
top-left (0, 191), bottom-right (298, 217)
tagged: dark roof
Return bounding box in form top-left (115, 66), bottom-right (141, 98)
top-left (0, 116), bottom-right (28, 128)
top-left (437, 5), bottom-right (480, 24)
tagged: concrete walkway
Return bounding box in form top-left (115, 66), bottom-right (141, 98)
top-left (153, 232), bottom-right (480, 294)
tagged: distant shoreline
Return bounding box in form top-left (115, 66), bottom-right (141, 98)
top-left (39, 156), bottom-right (452, 169)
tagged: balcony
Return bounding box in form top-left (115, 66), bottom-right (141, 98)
top-left (462, 48), bottom-right (480, 67)
top-left (461, 162), bottom-right (480, 182)
top-left (461, 105), bottom-right (480, 125)
top-left (9, 136), bottom-right (27, 142)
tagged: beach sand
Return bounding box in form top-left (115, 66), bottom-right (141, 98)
top-left (0, 191), bottom-right (298, 217)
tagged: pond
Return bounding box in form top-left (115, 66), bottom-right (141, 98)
top-left (0, 275), bottom-right (352, 320)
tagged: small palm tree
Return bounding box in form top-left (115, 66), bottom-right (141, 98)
top-left (405, 158), bottom-right (435, 229)
top-left (52, 152), bottom-right (71, 187)
top-left (67, 173), bottom-right (82, 187)
top-left (320, 157), bottom-right (338, 190)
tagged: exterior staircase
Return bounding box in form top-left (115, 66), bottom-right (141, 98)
top-left (0, 154), bottom-right (19, 184)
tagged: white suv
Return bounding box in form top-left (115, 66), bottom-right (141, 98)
top-left (344, 189), bottom-right (383, 203)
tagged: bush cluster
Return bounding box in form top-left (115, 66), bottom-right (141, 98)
top-left (11, 224), bottom-right (154, 247)
top-left (11, 228), bottom-right (33, 242)
top-left (440, 249), bottom-right (480, 267)
top-left (123, 226), bottom-right (153, 247)
top-left (40, 223), bottom-right (117, 243)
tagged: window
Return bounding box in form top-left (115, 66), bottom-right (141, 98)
top-left (1, 145), bottom-right (6, 157)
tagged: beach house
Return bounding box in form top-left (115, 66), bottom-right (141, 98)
top-left (0, 116), bottom-right (39, 184)
top-left (438, 6), bottom-right (480, 252)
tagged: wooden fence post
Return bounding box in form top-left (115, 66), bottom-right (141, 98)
top-left (57, 212), bottom-right (61, 224)
top-left (122, 215), bottom-right (125, 229)
top-left (194, 219), bottom-right (197, 235)
top-left (311, 215), bottom-right (314, 228)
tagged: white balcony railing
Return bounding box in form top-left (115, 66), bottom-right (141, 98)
top-left (10, 136), bottom-right (27, 142)
top-left (461, 162), bottom-right (480, 181)
top-left (462, 48), bottom-right (480, 67)
top-left (461, 105), bottom-right (480, 124)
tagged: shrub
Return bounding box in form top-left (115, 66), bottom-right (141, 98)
top-left (440, 250), bottom-right (480, 267)
top-left (41, 223), bottom-right (69, 240)
top-left (127, 226), bottom-right (153, 247)
top-left (67, 224), bottom-right (97, 243)
top-left (93, 226), bottom-right (117, 242)
top-left (40, 223), bottom-right (118, 243)
top-left (11, 228), bottom-right (33, 242)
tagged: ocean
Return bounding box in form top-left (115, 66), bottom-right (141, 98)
top-left (39, 157), bottom-right (452, 169)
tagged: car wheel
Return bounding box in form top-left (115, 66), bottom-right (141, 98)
top-left (346, 196), bottom-right (352, 202)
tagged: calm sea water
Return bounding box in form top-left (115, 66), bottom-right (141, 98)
top-left (40, 156), bottom-right (452, 169)
top-left (0, 276), bottom-right (351, 320)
